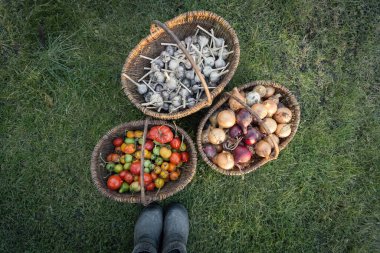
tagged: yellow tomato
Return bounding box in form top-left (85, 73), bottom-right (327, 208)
top-left (159, 170), bottom-right (169, 179)
top-left (159, 147), bottom-right (172, 160)
top-left (154, 178), bottom-right (165, 189)
top-left (161, 162), bottom-right (169, 171)
top-left (119, 155), bottom-right (126, 164)
top-left (134, 130), bottom-right (143, 138)
top-left (126, 131), bottom-right (135, 138)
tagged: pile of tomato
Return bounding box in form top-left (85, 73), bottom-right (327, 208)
top-left (104, 125), bottom-right (190, 193)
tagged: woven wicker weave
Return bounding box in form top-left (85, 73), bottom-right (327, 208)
top-left (91, 120), bottom-right (197, 203)
top-left (121, 11), bottom-right (240, 120)
top-left (197, 81), bottom-right (301, 176)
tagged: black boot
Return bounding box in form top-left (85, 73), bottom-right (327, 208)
top-left (161, 203), bottom-right (189, 253)
top-left (132, 203), bottom-right (163, 253)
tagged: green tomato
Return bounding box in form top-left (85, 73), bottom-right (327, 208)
top-left (150, 163), bottom-right (155, 170)
top-left (155, 157), bottom-right (163, 166)
top-left (138, 138), bottom-right (144, 145)
top-left (144, 160), bottom-right (152, 168)
top-left (153, 146), bottom-right (160, 156)
top-left (123, 162), bottom-right (131, 170)
top-left (114, 164), bottom-right (123, 173)
top-left (106, 163), bottom-right (115, 171)
top-left (144, 167), bottom-right (150, 173)
top-left (150, 154), bottom-right (157, 160)
top-left (124, 138), bottom-right (135, 144)
top-left (124, 154), bottom-right (133, 163)
top-left (179, 142), bottom-right (187, 151)
top-left (130, 182), bottom-right (141, 192)
top-left (119, 182), bottom-right (130, 193)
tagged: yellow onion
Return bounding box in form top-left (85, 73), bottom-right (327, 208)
top-left (253, 85), bottom-right (267, 97)
top-left (228, 88), bottom-right (246, 111)
top-left (254, 140), bottom-right (272, 159)
top-left (273, 107), bottom-right (292, 124)
top-left (264, 134), bottom-right (280, 148)
top-left (214, 151), bottom-right (235, 170)
top-left (251, 103), bottom-right (267, 119)
top-left (262, 99), bottom-right (278, 117)
top-left (208, 128), bottom-right (226, 145)
top-left (217, 110), bottom-right (236, 128)
top-left (264, 87), bottom-right (275, 98)
top-left (259, 118), bottom-right (277, 134)
top-left (275, 124), bottom-right (291, 138)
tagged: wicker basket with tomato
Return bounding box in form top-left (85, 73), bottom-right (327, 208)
top-left (91, 119), bottom-right (197, 204)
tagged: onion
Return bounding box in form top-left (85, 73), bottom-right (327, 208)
top-left (217, 110), bottom-right (236, 128)
top-left (208, 128), bottom-right (226, 145)
top-left (201, 126), bottom-right (211, 143)
top-left (268, 94), bottom-right (282, 104)
top-left (264, 134), bottom-right (279, 148)
top-left (236, 109), bottom-right (253, 134)
top-left (275, 124), bottom-right (291, 138)
top-left (228, 88), bottom-right (246, 111)
top-left (264, 87), bottom-right (275, 98)
top-left (251, 103), bottom-right (267, 119)
top-left (273, 107), bottom-right (292, 124)
top-left (255, 140), bottom-right (272, 159)
top-left (259, 118), bottom-right (277, 134)
top-left (253, 85), bottom-right (266, 97)
top-left (244, 126), bottom-right (263, 145)
top-left (214, 151), bottom-right (235, 170)
top-left (262, 99), bottom-right (278, 117)
top-left (203, 144), bottom-right (217, 158)
top-left (209, 111), bottom-right (219, 127)
top-left (229, 124), bottom-right (243, 138)
top-left (233, 146), bottom-right (252, 164)
top-left (214, 144), bottom-right (223, 153)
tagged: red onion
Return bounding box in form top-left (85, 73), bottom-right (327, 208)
top-left (236, 109), bottom-right (253, 134)
top-left (244, 126), bottom-right (263, 145)
top-left (203, 144), bottom-right (217, 158)
top-left (233, 145), bottom-right (252, 164)
top-left (229, 124), bottom-right (243, 138)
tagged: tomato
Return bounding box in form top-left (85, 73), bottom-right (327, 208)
top-left (119, 170), bottom-right (127, 179)
top-left (134, 130), bottom-right (143, 138)
top-left (106, 163), bottom-right (115, 171)
top-left (126, 131), bottom-right (135, 138)
top-left (130, 161), bottom-right (141, 175)
top-left (124, 154), bottom-right (133, 163)
top-left (114, 164), bottom-right (123, 173)
top-left (153, 146), bottom-right (160, 156)
top-left (107, 175), bottom-right (123, 190)
top-left (113, 137), bottom-right (124, 147)
top-left (159, 170), bottom-right (169, 179)
top-left (119, 182), bottom-right (130, 193)
top-left (106, 154), bottom-right (113, 162)
top-left (120, 143), bottom-right (127, 153)
top-left (159, 147), bottom-right (172, 160)
top-left (147, 125), bottom-right (174, 144)
top-left (119, 155), bottom-right (126, 164)
top-left (146, 182), bottom-right (155, 191)
top-left (179, 142), bottom-right (187, 152)
top-left (161, 162), bottom-right (169, 171)
top-left (153, 166), bottom-right (161, 174)
top-left (130, 181), bottom-right (141, 192)
top-left (170, 137), bottom-right (181, 150)
top-left (145, 140), bottom-right (154, 151)
top-left (110, 153), bottom-right (120, 163)
top-left (124, 138), bottom-right (135, 144)
top-left (151, 172), bottom-right (158, 180)
top-left (155, 157), bottom-right (163, 166)
top-left (155, 178), bottom-right (165, 189)
top-left (114, 146), bottom-right (122, 153)
top-left (123, 162), bottom-right (131, 170)
top-left (123, 144), bottom-right (136, 154)
top-left (170, 152), bottom-right (181, 165)
top-left (168, 163), bottom-right (177, 173)
top-left (143, 173), bottom-right (153, 185)
top-left (170, 171), bottom-right (179, 181)
top-left (181, 152), bottom-right (190, 163)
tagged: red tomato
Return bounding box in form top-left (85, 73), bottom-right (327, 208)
top-left (119, 170), bottom-right (127, 179)
top-left (144, 140), bottom-right (154, 151)
top-left (143, 173), bottom-right (153, 185)
top-left (107, 175), bottom-right (123, 190)
top-left (123, 171), bottom-right (134, 184)
top-left (146, 182), bottom-right (155, 191)
top-left (130, 161), bottom-right (141, 175)
top-left (110, 153), bottom-right (120, 163)
top-left (113, 137), bottom-right (124, 147)
top-left (151, 172), bottom-right (158, 180)
top-left (170, 137), bottom-right (181, 150)
top-left (169, 152), bottom-right (181, 165)
top-left (147, 125), bottom-right (174, 144)
top-left (181, 152), bottom-right (190, 163)
top-left (106, 153), bottom-right (113, 162)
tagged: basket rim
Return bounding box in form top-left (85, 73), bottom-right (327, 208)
top-left (196, 80), bottom-right (301, 176)
top-left (91, 120), bottom-right (197, 203)
top-left (121, 10), bottom-right (240, 120)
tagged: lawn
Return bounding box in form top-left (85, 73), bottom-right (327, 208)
top-left (1, 0), bottom-right (379, 252)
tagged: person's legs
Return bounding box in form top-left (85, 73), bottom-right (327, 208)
top-left (132, 203), bottom-right (163, 253)
top-left (161, 203), bottom-right (189, 253)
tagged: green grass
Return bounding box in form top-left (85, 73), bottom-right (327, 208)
top-left (1, 0), bottom-right (379, 252)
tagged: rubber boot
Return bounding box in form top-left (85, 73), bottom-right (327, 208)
top-left (161, 203), bottom-right (189, 253)
top-left (132, 203), bottom-right (163, 253)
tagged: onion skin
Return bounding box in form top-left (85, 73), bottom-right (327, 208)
top-left (228, 88), bottom-right (246, 111)
top-left (233, 146), bottom-right (252, 164)
top-left (273, 107), bottom-right (292, 124)
top-left (251, 103), bottom-right (267, 119)
top-left (259, 118), bottom-right (277, 134)
top-left (236, 109), bottom-right (253, 134)
top-left (217, 110), bottom-right (236, 129)
top-left (214, 151), bottom-right (235, 170)
top-left (262, 100), bottom-right (278, 117)
top-left (208, 128), bottom-right (226, 145)
top-left (229, 124), bottom-right (243, 138)
top-left (203, 144), bottom-right (217, 158)
top-left (253, 85), bottom-right (266, 97)
top-left (254, 140), bottom-right (272, 159)
top-left (264, 134), bottom-right (280, 148)
top-left (244, 127), bottom-right (263, 145)
top-left (264, 87), bottom-right (275, 98)
top-left (275, 124), bottom-right (292, 138)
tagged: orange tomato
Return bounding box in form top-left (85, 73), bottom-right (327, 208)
top-left (170, 171), bottom-right (179, 181)
top-left (120, 143), bottom-right (127, 153)
top-left (124, 144), bottom-right (136, 154)
top-left (126, 131), bottom-right (135, 138)
top-left (168, 163), bottom-right (177, 173)
top-left (161, 162), bottom-right (169, 171)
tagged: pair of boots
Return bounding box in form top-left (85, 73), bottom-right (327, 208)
top-left (132, 203), bottom-right (189, 253)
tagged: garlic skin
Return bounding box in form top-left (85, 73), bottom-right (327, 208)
top-left (246, 92), bottom-right (261, 106)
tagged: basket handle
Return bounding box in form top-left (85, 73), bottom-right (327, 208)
top-left (139, 118), bottom-right (150, 206)
top-left (225, 89), bottom-right (279, 159)
top-left (152, 20), bottom-right (212, 106)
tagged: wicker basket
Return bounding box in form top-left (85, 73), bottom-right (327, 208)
top-left (121, 11), bottom-right (240, 120)
top-left (91, 120), bottom-right (197, 204)
top-left (197, 81), bottom-right (301, 176)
